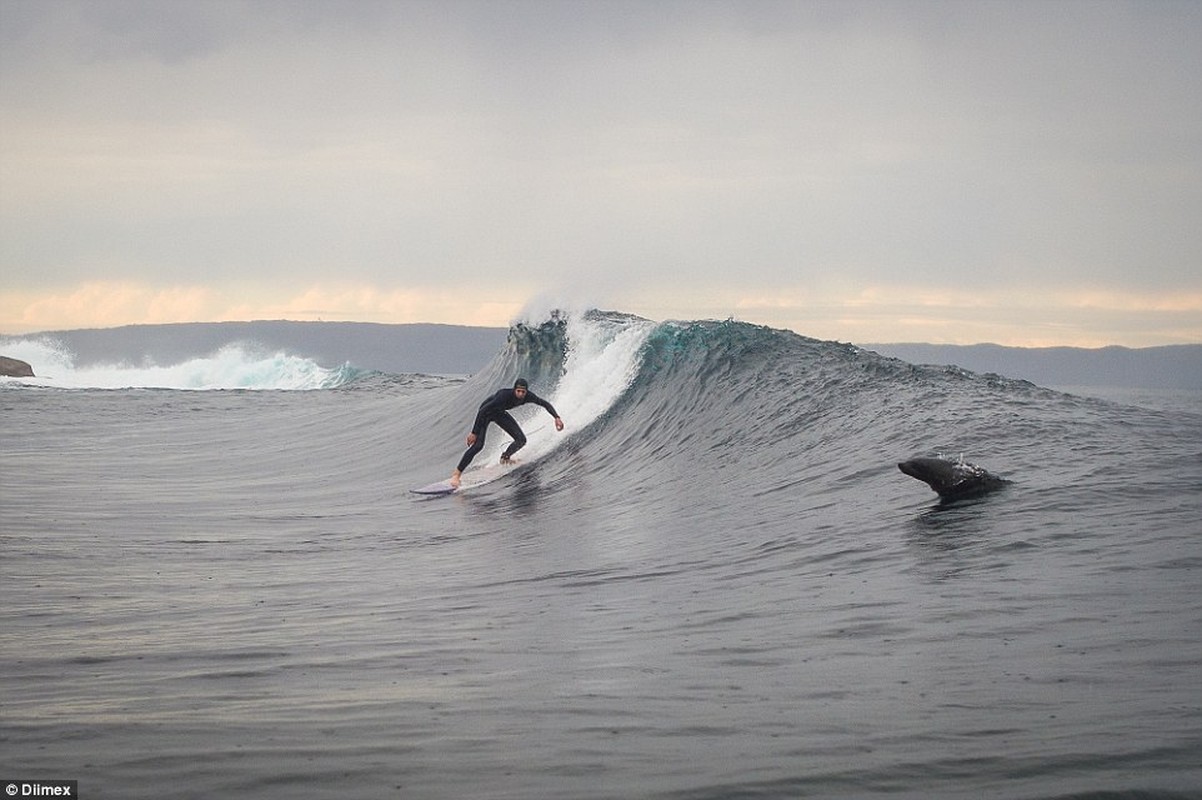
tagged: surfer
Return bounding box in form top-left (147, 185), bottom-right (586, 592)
top-left (450, 378), bottom-right (564, 488)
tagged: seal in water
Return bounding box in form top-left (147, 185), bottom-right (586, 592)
top-left (898, 456), bottom-right (1009, 503)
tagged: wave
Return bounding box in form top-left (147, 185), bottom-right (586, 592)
top-left (0, 337), bottom-right (360, 391)
top-left (415, 308), bottom-right (1200, 512)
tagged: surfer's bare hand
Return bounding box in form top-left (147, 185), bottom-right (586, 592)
top-left (466, 433), bottom-right (477, 446)
top-left (554, 417), bottom-right (564, 432)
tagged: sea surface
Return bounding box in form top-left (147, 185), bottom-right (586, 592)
top-left (3, 311), bottom-right (1200, 799)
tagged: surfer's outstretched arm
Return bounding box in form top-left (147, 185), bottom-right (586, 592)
top-left (526, 389), bottom-right (565, 431)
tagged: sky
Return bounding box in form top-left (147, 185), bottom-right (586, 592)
top-left (1, 0), bottom-right (1199, 346)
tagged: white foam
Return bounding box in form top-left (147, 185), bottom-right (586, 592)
top-left (471, 311), bottom-right (653, 470)
top-left (1, 338), bottom-right (341, 391)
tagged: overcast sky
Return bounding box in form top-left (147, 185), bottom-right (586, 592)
top-left (2, 0), bottom-right (1199, 345)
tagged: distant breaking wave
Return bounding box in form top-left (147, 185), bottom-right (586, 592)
top-left (0, 338), bottom-right (360, 391)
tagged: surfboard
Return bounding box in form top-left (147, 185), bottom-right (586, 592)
top-left (410, 458), bottom-right (522, 497)
top-left (410, 480), bottom-right (458, 496)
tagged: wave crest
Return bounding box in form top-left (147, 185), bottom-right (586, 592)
top-left (1, 338), bottom-right (353, 391)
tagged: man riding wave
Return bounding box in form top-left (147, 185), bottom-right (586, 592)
top-left (450, 378), bottom-right (564, 488)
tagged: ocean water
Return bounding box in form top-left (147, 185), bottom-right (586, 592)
top-left (2, 310), bottom-right (1200, 799)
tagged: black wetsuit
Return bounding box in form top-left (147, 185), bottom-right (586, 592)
top-left (456, 387), bottom-right (560, 472)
